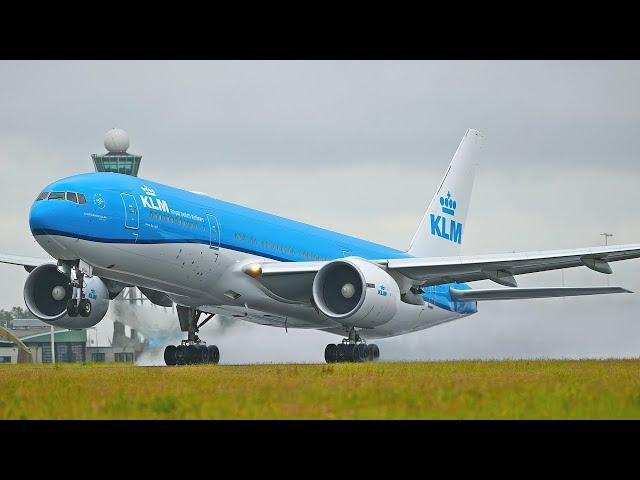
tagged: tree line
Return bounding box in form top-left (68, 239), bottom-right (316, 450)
top-left (0, 306), bottom-right (35, 327)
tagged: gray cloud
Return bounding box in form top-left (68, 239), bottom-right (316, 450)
top-left (1, 60), bottom-right (639, 360)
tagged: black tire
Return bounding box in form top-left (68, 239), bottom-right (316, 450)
top-left (164, 345), bottom-right (177, 366)
top-left (175, 345), bottom-right (186, 365)
top-left (346, 344), bottom-right (356, 362)
top-left (324, 344), bottom-right (337, 363)
top-left (185, 345), bottom-right (199, 364)
top-left (207, 345), bottom-right (220, 364)
top-left (66, 299), bottom-right (78, 317)
top-left (366, 344), bottom-right (375, 362)
top-left (370, 344), bottom-right (380, 361)
top-left (354, 344), bottom-right (368, 362)
top-left (336, 343), bottom-right (346, 363)
top-left (78, 298), bottom-right (91, 317)
top-left (198, 345), bottom-right (209, 363)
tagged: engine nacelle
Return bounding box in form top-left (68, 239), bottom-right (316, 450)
top-left (23, 263), bottom-right (110, 329)
top-left (312, 257), bottom-right (399, 328)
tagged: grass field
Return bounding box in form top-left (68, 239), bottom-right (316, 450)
top-left (1, 360), bottom-right (640, 419)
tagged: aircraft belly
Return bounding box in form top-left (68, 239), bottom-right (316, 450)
top-left (44, 236), bottom-right (221, 299)
top-left (36, 237), bottom-right (469, 337)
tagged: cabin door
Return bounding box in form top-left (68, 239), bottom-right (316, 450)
top-left (206, 214), bottom-right (220, 250)
top-left (120, 193), bottom-right (139, 230)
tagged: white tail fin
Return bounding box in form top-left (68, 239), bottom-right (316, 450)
top-left (408, 128), bottom-right (483, 258)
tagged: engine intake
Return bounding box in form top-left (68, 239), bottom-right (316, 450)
top-left (24, 264), bottom-right (110, 328)
top-left (312, 257), bottom-right (399, 328)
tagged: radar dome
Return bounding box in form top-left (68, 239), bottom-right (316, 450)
top-left (104, 128), bottom-right (130, 153)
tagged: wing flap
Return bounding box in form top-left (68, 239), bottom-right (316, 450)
top-left (450, 286), bottom-right (632, 301)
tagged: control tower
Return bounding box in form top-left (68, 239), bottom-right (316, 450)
top-left (92, 128), bottom-right (142, 176)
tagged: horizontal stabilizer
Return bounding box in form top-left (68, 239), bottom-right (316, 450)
top-left (450, 286), bottom-right (632, 301)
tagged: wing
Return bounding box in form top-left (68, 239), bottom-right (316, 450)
top-left (244, 244), bottom-right (640, 301)
top-left (0, 253), bottom-right (56, 272)
top-left (383, 244), bottom-right (640, 287)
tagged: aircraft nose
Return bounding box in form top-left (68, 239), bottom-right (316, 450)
top-left (29, 200), bottom-right (50, 235)
top-left (29, 201), bottom-right (55, 235)
top-left (29, 194), bottom-right (65, 235)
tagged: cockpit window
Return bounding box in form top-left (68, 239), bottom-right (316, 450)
top-left (37, 191), bottom-right (87, 204)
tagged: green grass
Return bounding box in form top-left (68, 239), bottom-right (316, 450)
top-left (1, 360), bottom-right (640, 419)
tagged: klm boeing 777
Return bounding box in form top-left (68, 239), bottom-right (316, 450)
top-left (2, 129), bottom-right (639, 364)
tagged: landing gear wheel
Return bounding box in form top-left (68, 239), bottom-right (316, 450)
top-left (66, 299), bottom-right (78, 317)
top-left (164, 345), bottom-right (177, 366)
top-left (172, 306), bottom-right (221, 366)
top-left (197, 345), bottom-right (209, 364)
top-left (175, 345), bottom-right (186, 365)
top-left (78, 298), bottom-right (92, 317)
top-left (369, 344), bottom-right (380, 361)
top-left (185, 344), bottom-right (199, 365)
top-left (354, 343), bottom-right (368, 362)
top-left (207, 345), bottom-right (220, 364)
top-left (345, 344), bottom-right (355, 362)
top-left (324, 344), bottom-right (337, 364)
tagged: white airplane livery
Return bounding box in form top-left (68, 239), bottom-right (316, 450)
top-left (2, 129), bottom-right (639, 364)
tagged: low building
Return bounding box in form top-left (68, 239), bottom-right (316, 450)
top-left (0, 325), bottom-right (85, 363)
top-left (0, 318), bottom-right (143, 364)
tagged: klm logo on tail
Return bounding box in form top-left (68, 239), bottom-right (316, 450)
top-left (430, 191), bottom-right (463, 244)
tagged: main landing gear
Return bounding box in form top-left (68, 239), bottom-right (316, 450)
top-left (164, 305), bottom-right (220, 366)
top-left (65, 263), bottom-right (92, 318)
top-left (324, 328), bottom-right (380, 363)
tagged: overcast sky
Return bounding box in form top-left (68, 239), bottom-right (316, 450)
top-left (1, 60), bottom-right (639, 361)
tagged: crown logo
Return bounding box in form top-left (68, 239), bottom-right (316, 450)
top-left (141, 185), bottom-right (156, 197)
top-left (439, 191), bottom-right (457, 216)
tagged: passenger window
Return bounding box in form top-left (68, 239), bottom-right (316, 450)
top-left (77, 194), bottom-right (86, 204)
top-left (66, 192), bottom-right (78, 203)
top-left (36, 192), bottom-right (49, 201)
top-left (48, 192), bottom-right (65, 200)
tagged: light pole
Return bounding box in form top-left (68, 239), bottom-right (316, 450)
top-left (50, 325), bottom-right (55, 364)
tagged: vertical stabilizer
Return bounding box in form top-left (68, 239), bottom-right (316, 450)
top-left (408, 129), bottom-right (483, 258)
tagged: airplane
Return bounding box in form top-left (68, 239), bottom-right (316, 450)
top-left (2, 128), bottom-right (639, 365)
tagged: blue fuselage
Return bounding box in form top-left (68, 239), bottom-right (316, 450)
top-left (29, 172), bottom-right (476, 315)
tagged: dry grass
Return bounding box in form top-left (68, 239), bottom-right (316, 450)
top-left (1, 360), bottom-right (639, 419)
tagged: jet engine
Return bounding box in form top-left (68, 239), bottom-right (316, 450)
top-left (312, 257), bottom-right (399, 328)
top-left (23, 263), bottom-right (110, 328)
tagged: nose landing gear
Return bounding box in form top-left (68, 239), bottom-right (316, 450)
top-left (324, 328), bottom-right (380, 363)
top-left (65, 262), bottom-right (92, 318)
top-left (164, 306), bottom-right (220, 366)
